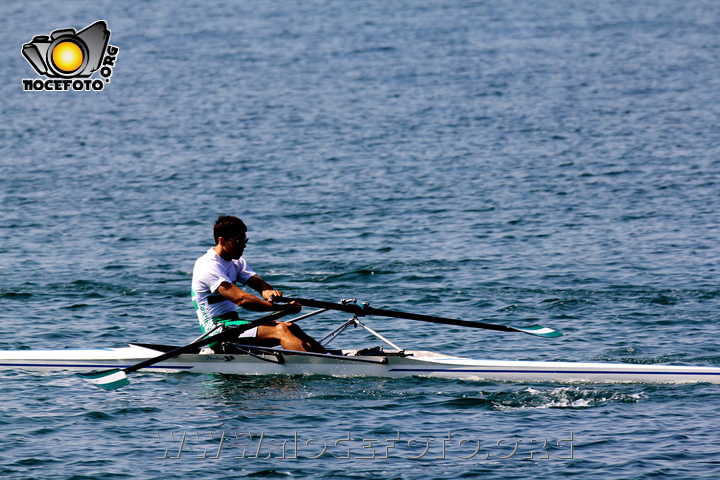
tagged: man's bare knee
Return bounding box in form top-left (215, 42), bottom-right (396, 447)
top-left (258, 323), bottom-right (290, 340)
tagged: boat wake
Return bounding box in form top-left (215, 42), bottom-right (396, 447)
top-left (487, 386), bottom-right (646, 411)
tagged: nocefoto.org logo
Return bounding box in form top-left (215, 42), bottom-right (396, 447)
top-left (21, 20), bottom-right (119, 91)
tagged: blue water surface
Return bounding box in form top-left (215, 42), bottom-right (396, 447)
top-left (1, 0), bottom-right (720, 478)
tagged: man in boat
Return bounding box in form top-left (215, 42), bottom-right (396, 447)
top-left (192, 215), bottom-right (326, 353)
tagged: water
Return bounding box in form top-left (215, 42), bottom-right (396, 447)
top-left (2, 0), bottom-right (720, 478)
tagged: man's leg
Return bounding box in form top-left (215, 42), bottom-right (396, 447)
top-left (256, 322), bottom-right (327, 353)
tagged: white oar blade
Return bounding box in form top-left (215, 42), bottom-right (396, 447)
top-left (514, 325), bottom-right (562, 338)
top-left (76, 368), bottom-right (130, 390)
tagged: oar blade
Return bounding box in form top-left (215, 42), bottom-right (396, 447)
top-left (76, 368), bottom-right (130, 390)
top-left (512, 325), bottom-right (562, 338)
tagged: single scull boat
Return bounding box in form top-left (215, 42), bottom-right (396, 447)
top-left (1, 342), bottom-right (719, 384)
top-left (1, 299), bottom-right (719, 386)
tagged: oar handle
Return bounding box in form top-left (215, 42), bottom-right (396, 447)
top-left (275, 297), bottom-right (364, 316)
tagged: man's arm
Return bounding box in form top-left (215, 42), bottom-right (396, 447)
top-left (216, 280), bottom-right (277, 312)
top-left (217, 276), bottom-right (301, 313)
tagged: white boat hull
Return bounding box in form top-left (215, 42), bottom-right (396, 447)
top-left (2, 344), bottom-right (720, 384)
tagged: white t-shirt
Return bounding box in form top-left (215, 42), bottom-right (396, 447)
top-left (191, 248), bottom-right (257, 332)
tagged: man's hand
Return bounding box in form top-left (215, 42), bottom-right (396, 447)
top-left (247, 277), bottom-right (300, 313)
top-left (285, 300), bottom-right (302, 314)
top-left (261, 289), bottom-right (284, 302)
top-left (263, 290), bottom-right (301, 314)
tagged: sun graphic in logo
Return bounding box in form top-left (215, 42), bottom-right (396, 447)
top-left (51, 41), bottom-right (84, 73)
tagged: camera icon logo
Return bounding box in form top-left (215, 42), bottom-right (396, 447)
top-left (22, 20), bottom-right (110, 78)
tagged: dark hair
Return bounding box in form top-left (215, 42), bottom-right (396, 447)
top-left (213, 215), bottom-right (247, 244)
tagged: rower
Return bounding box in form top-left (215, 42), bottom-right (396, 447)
top-left (191, 215), bottom-right (326, 354)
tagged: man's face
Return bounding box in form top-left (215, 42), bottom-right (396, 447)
top-left (223, 234), bottom-right (248, 259)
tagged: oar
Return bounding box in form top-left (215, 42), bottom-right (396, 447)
top-left (77, 309), bottom-right (293, 390)
top-left (274, 297), bottom-right (562, 338)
